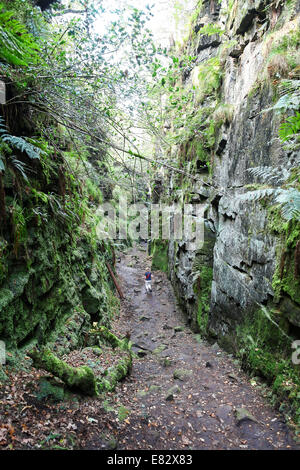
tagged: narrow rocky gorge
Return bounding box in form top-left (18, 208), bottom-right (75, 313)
top-left (151, 0), bottom-right (300, 424)
top-left (109, 245), bottom-right (299, 450)
top-left (0, 0), bottom-right (299, 451)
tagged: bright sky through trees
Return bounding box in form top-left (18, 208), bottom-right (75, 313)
top-left (93, 0), bottom-right (198, 47)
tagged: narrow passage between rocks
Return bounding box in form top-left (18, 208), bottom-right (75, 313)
top-left (109, 244), bottom-right (298, 450)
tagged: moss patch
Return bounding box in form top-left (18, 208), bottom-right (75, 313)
top-left (236, 307), bottom-right (300, 427)
top-left (194, 265), bottom-right (213, 335)
top-left (0, 217), bottom-right (116, 348)
top-left (268, 208), bottom-right (300, 307)
top-left (151, 240), bottom-right (169, 273)
top-left (29, 348), bottom-right (98, 396)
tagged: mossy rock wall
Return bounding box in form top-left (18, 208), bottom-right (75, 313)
top-left (151, 240), bottom-right (169, 273)
top-left (168, 222), bottom-right (216, 332)
top-left (157, 0), bottom-right (300, 414)
top-left (0, 63), bottom-right (117, 351)
top-left (0, 217), bottom-right (116, 348)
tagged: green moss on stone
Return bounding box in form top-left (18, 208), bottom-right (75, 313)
top-left (151, 240), bottom-right (169, 273)
top-left (0, 216), bottom-right (117, 348)
top-left (97, 352), bottom-right (132, 393)
top-left (193, 265), bottom-right (213, 334)
top-left (29, 347), bottom-right (98, 396)
top-left (235, 307), bottom-right (300, 425)
top-left (267, 207), bottom-right (300, 306)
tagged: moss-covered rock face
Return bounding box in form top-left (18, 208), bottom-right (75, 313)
top-left (0, 215), bottom-right (116, 349)
top-left (151, 240), bottom-right (169, 273)
top-left (271, 218), bottom-right (300, 311)
top-left (195, 265), bottom-right (213, 334)
top-left (234, 306), bottom-right (300, 425)
top-left (168, 223), bottom-right (216, 332)
top-left (0, 15), bottom-right (119, 352)
top-left (162, 0), bottom-right (300, 335)
top-left (154, 0), bottom-right (300, 421)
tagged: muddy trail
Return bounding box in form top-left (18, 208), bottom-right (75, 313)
top-left (109, 244), bottom-right (299, 450)
top-left (0, 244), bottom-right (299, 451)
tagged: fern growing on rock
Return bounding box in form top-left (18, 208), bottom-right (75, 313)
top-left (239, 166), bottom-right (300, 221)
top-left (265, 79), bottom-right (300, 150)
top-left (0, 116), bottom-right (43, 175)
top-left (0, 2), bottom-right (40, 67)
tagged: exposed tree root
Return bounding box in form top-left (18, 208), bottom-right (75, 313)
top-left (97, 352), bottom-right (132, 393)
top-left (29, 327), bottom-right (132, 396)
top-left (90, 325), bottom-right (131, 351)
top-left (28, 348), bottom-right (98, 396)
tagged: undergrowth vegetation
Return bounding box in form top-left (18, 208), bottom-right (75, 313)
top-left (0, 0), bottom-right (163, 348)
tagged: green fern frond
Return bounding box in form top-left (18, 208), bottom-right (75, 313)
top-left (274, 189), bottom-right (300, 220)
top-left (9, 157), bottom-right (30, 181)
top-left (0, 3), bottom-right (41, 66)
top-left (1, 135), bottom-right (42, 160)
top-left (0, 155), bottom-right (4, 171)
top-left (263, 78), bottom-right (300, 148)
top-left (243, 164), bottom-right (300, 221)
top-left (239, 187), bottom-right (300, 221)
top-left (0, 116), bottom-right (44, 161)
top-left (197, 24), bottom-right (225, 37)
top-left (0, 116), bottom-right (44, 180)
top-left (239, 188), bottom-right (280, 202)
top-left (279, 112), bottom-right (300, 142)
top-left (246, 166), bottom-right (291, 185)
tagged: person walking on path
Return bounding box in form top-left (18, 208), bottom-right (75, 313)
top-left (145, 269), bottom-right (152, 293)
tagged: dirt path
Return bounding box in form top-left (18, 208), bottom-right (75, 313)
top-left (111, 244), bottom-right (299, 450)
top-left (0, 244), bottom-right (299, 450)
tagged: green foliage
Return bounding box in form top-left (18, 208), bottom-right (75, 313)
top-left (193, 264), bottom-right (213, 335)
top-left (85, 178), bottom-right (103, 205)
top-left (247, 166), bottom-right (290, 185)
top-left (268, 80), bottom-right (300, 150)
top-left (0, 0), bottom-right (164, 357)
top-left (190, 0), bottom-right (203, 23)
top-left (240, 188), bottom-right (300, 221)
top-left (0, 2), bottom-right (40, 66)
top-left (36, 377), bottom-right (65, 402)
top-left (236, 308), bottom-right (300, 425)
top-left (270, 214), bottom-right (300, 305)
top-left (151, 240), bottom-right (169, 273)
top-left (160, 53), bottom-right (224, 175)
top-left (227, 0), bottom-right (235, 11)
top-left (0, 365), bottom-right (8, 382)
top-left (269, 29), bottom-right (300, 61)
top-left (11, 200), bottom-right (28, 255)
top-left (197, 24), bottom-right (224, 37)
top-left (275, 189), bottom-right (300, 221)
top-left (193, 57), bottom-right (223, 104)
top-left (212, 103), bottom-right (235, 126)
top-left (279, 112), bottom-right (300, 142)
top-left (241, 166), bottom-right (300, 222)
top-left (237, 307), bottom-right (290, 357)
top-left (0, 116), bottom-right (43, 176)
